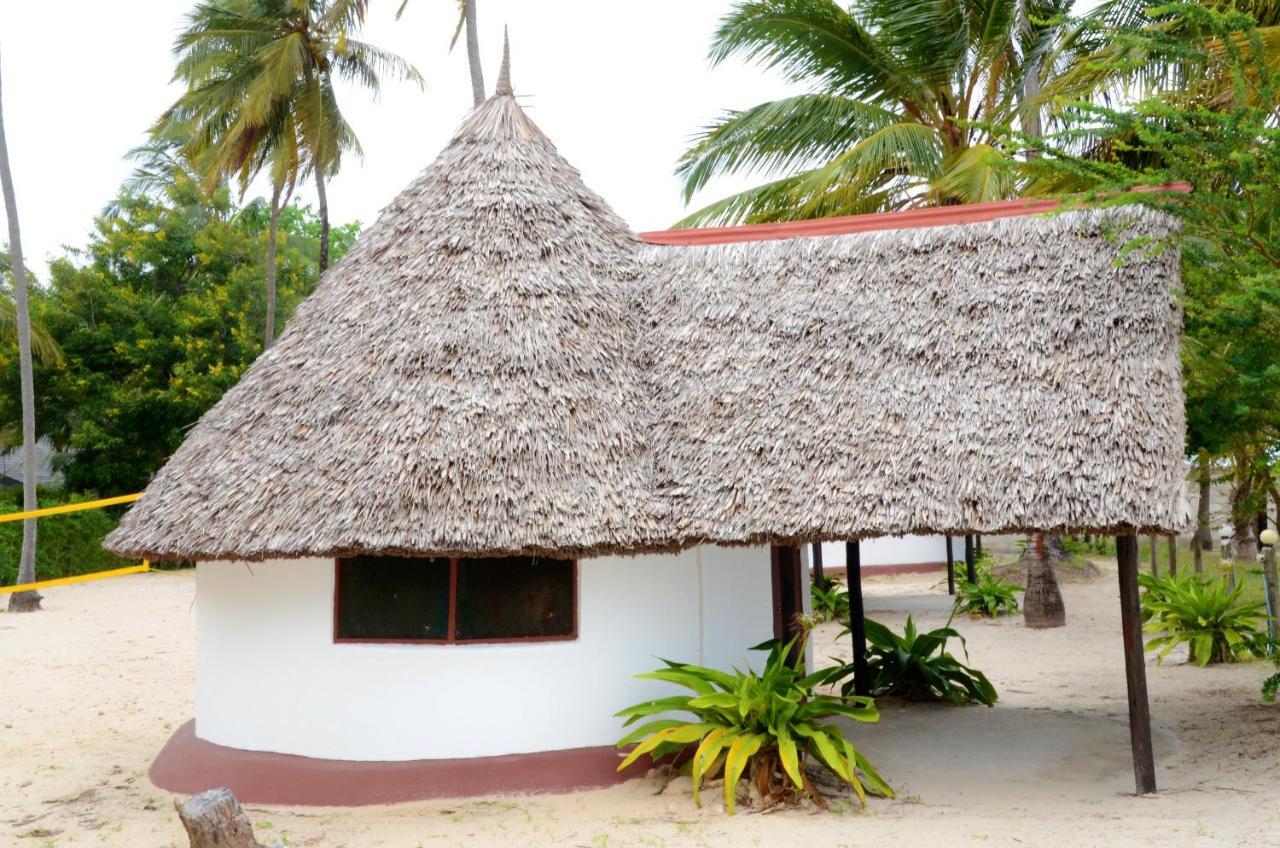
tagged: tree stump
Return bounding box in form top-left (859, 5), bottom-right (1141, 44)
top-left (175, 788), bottom-right (260, 848)
top-left (1023, 534), bottom-right (1066, 629)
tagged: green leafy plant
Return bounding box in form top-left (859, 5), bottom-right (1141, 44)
top-left (1262, 640), bottom-right (1280, 703)
top-left (836, 616), bottom-right (997, 706)
top-left (615, 638), bottom-right (892, 814)
top-left (955, 571), bottom-right (1023, 618)
top-left (1141, 572), bottom-right (1266, 666)
top-left (811, 578), bottom-right (850, 624)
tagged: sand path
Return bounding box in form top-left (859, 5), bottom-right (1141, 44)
top-left (2, 565), bottom-right (1278, 847)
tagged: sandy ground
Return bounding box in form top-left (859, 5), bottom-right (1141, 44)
top-left (3, 566), bottom-right (1280, 847)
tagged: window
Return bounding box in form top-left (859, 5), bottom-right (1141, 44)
top-left (334, 555), bottom-right (577, 644)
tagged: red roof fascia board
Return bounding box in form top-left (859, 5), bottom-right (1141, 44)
top-left (640, 184), bottom-right (1191, 246)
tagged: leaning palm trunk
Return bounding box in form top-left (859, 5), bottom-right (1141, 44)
top-left (1023, 534), bottom-right (1066, 628)
top-left (463, 0), bottom-right (484, 107)
top-left (264, 182), bottom-right (284, 349)
top-left (0, 54), bottom-right (40, 612)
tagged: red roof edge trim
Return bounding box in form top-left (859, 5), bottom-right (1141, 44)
top-left (640, 183), bottom-right (1192, 246)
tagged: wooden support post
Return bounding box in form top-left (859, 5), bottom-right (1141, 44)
top-left (175, 788), bottom-right (260, 848)
top-left (812, 541), bottom-right (825, 586)
top-left (846, 540), bottom-right (869, 697)
top-left (770, 545), bottom-right (805, 664)
top-left (964, 534), bottom-right (977, 583)
top-left (975, 534), bottom-right (983, 558)
top-left (1117, 534), bottom-right (1157, 795)
top-left (1149, 534), bottom-right (1158, 575)
top-left (945, 534), bottom-right (956, 595)
top-left (1166, 535), bottom-right (1177, 578)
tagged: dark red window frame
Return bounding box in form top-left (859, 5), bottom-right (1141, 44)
top-left (332, 556), bottom-right (579, 645)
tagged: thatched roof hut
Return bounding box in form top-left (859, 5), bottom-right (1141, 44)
top-left (118, 44), bottom-right (1186, 804)
top-left (105, 56), bottom-right (1186, 564)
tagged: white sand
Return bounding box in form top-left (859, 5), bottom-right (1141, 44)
top-left (3, 566), bottom-right (1279, 847)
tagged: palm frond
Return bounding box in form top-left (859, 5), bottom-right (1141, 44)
top-left (676, 94), bottom-right (901, 202)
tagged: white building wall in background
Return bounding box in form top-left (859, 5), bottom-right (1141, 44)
top-left (195, 546), bottom-right (775, 762)
top-left (817, 533), bottom-right (964, 571)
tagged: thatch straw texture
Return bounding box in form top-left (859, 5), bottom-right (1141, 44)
top-left (106, 86), bottom-right (1187, 563)
top-left (638, 209), bottom-right (1186, 548)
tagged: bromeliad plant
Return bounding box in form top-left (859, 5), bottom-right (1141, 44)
top-left (837, 616), bottom-right (998, 706)
top-left (1140, 572), bottom-right (1267, 666)
top-left (955, 571), bottom-right (1023, 618)
top-left (615, 638), bottom-right (892, 814)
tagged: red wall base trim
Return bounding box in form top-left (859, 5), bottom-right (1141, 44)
top-left (150, 720), bottom-right (648, 806)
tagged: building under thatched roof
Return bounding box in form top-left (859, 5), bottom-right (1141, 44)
top-left (113, 45), bottom-right (1185, 805)
top-left (104, 73), bottom-right (1185, 565)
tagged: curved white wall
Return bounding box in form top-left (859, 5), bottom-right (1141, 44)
top-left (195, 546), bottom-right (774, 761)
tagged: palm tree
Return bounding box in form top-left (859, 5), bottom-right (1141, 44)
top-left (0, 50), bottom-right (41, 611)
top-left (676, 0), bottom-right (1077, 226)
top-left (165, 0), bottom-right (422, 295)
top-left (396, 1), bottom-right (487, 107)
top-left (458, 0), bottom-right (485, 106)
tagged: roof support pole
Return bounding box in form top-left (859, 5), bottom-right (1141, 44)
top-left (1117, 533), bottom-right (1157, 794)
top-left (770, 545), bottom-right (805, 665)
top-left (964, 534), bottom-right (977, 583)
top-left (812, 542), bottom-right (825, 586)
top-left (945, 534), bottom-right (956, 595)
top-left (846, 541), bottom-right (869, 697)
top-left (975, 534), bottom-right (983, 558)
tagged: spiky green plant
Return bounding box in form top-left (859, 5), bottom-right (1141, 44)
top-left (1141, 572), bottom-right (1266, 665)
top-left (955, 571), bottom-right (1023, 617)
top-left (811, 577), bottom-right (850, 623)
top-left (615, 638), bottom-right (892, 813)
top-left (837, 615), bottom-right (998, 706)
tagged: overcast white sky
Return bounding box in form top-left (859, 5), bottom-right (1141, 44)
top-left (1, 0), bottom-right (799, 280)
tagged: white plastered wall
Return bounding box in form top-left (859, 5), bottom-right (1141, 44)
top-left (195, 545), bottom-right (775, 761)
top-left (817, 533), bottom-right (955, 570)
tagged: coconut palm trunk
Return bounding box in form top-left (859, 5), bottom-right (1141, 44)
top-left (1023, 533), bottom-right (1066, 628)
top-left (1194, 454), bottom-right (1212, 572)
top-left (314, 165), bottom-right (329, 274)
top-left (0, 54), bottom-right (41, 612)
top-left (265, 181), bottom-right (284, 348)
top-left (463, 0), bottom-right (484, 107)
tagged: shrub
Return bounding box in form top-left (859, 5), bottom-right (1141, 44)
top-left (955, 571), bottom-right (1023, 617)
top-left (615, 638), bottom-right (892, 813)
top-left (1141, 572), bottom-right (1266, 665)
top-left (811, 578), bottom-right (849, 624)
top-left (0, 492), bottom-right (128, 586)
top-left (836, 616), bottom-right (997, 706)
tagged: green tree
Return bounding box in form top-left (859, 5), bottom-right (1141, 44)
top-left (676, 0), bottom-right (1078, 225)
top-left (0, 179), bottom-right (358, 497)
top-left (161, 0), bottom-right (420, 343)
top-left (1014, 3), bottom-right (1280, 559)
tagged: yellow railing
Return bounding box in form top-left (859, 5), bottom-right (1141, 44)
top-left (0, 492), bottom-right (147, 595)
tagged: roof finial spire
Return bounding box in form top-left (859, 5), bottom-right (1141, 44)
top-left (494, 27), bottom-right (512, 96)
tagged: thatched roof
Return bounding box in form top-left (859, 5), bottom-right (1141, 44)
top-left (106, 62), bottom-right (1187, 563)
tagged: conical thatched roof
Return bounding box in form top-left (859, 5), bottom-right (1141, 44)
top-left (107, 65), bottom-right (1187, 564)
top-left (107, 57), bottom-right (661, 562)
